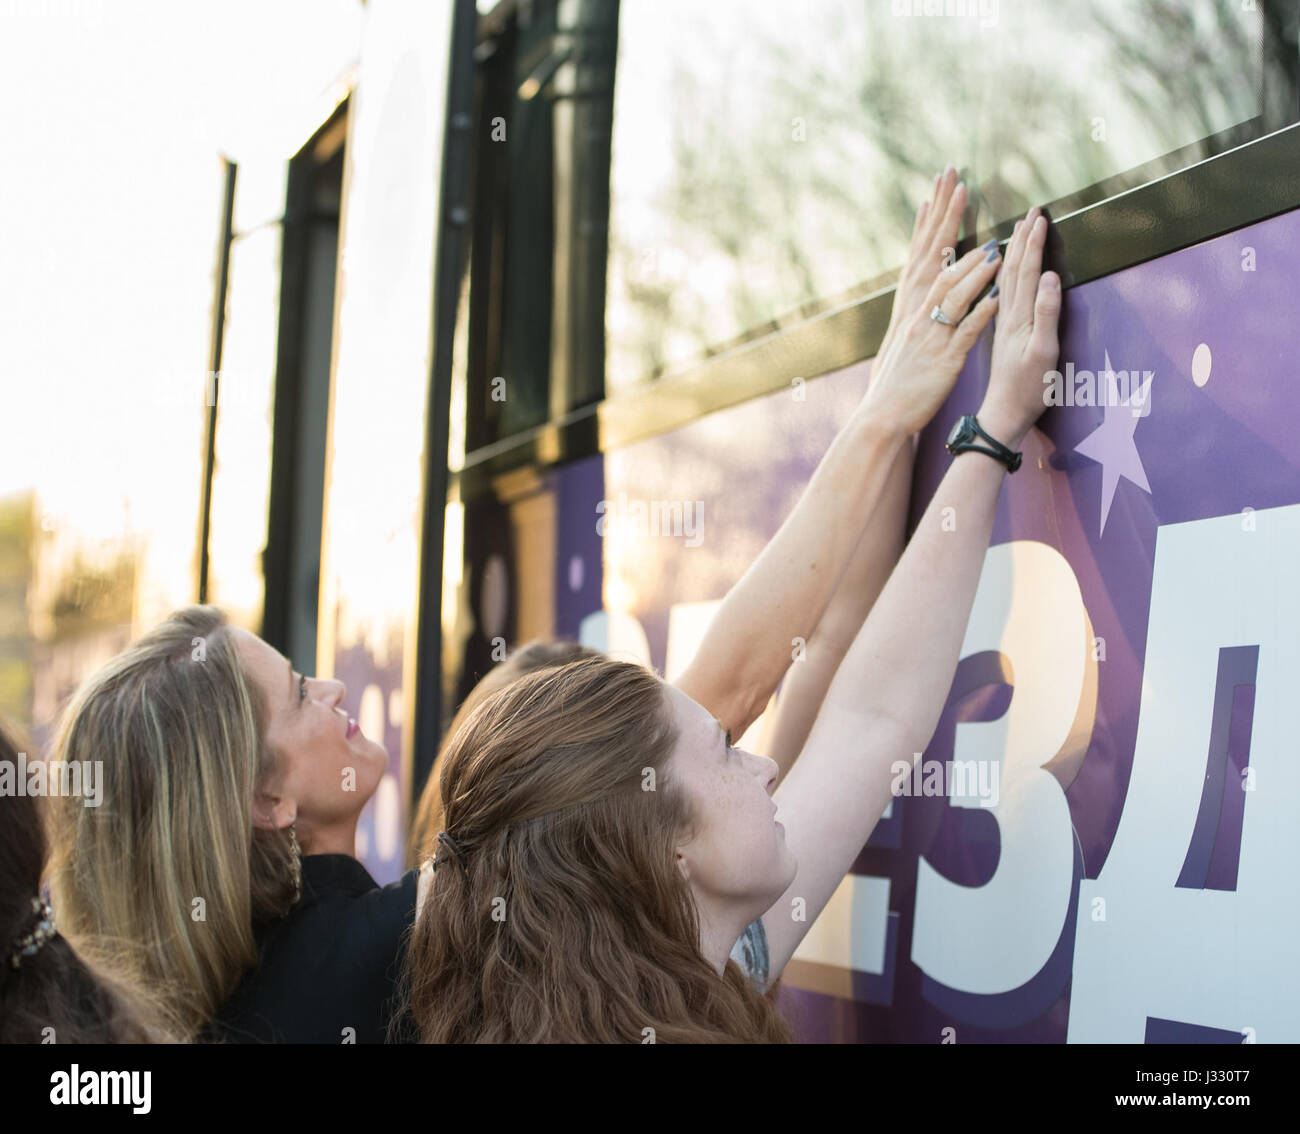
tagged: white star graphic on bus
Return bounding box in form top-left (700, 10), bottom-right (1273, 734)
top-left (1073, 351), bottom-right (1153, 537)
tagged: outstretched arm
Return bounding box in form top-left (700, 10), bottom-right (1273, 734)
top-left (759, 431), bottom-right (915, 781)
top-left (675, 409), bottom-right (911, 742)
top-left (764, 208), bottom-right (1062, 979)
top-left (677, 168), bottom-right (974, 742)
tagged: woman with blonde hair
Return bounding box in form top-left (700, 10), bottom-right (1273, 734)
top-left (408, 206), bottom-right (1061, 1041)
top-left (47, 604), bottom-right (404, 1042)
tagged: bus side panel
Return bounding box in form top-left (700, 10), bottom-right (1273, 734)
top-left (537, 204), bottom-right (1300, 1041)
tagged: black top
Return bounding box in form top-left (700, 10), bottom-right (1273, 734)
top-left (205, 854), bottom-right (419, 1044)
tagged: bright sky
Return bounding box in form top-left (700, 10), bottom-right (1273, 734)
top-left (0, 0), bottom-right (363, 522)
top-left (0, 0), bottom-right (365, 645)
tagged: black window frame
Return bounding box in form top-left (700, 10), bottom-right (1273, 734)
top-left (261, 102), bottom-right (349, 669)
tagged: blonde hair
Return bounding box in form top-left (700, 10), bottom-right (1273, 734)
top-left (406, 654), bottom-right (795, 1042)
top-left (47, 605), bottom-right (299, 1039)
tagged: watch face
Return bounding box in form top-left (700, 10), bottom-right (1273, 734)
top-left (946, 415), bottom-right (972, 447)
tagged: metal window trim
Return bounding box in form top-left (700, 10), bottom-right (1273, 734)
top-left (452, 119), bottom-right (1300, 504)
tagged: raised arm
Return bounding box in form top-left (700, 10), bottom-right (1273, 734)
top-left (764, 208), bottom-right (1062, 979)
top-left (677, 167), bottom-right (980, 742)
top-left (674, 409), bottom-right (910, 742)
top-left (759, 432), bottom-right (915, 781)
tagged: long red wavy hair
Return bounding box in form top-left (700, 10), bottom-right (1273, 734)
top-left (405, 654), bottom-right (794, 1042)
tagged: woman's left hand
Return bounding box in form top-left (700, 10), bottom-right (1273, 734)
top-left (862, 237), bottom-right (1002, 438)
top-left (878, 165), bottom-right (967, 360)
top-left (859, 166), bottom-right (1004, 437)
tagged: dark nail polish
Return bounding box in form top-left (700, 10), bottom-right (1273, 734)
top-left (989, 284), bottom-right (999, 298)
top-left (985, 247), bottom-right (999, 262)
top-left (982, 239), bottom-right (998, 250)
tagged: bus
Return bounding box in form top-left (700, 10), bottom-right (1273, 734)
top-left (13, 0), bottom-right (1299, 1043)
top-left (436, 0), bottom-right (1300, 1043)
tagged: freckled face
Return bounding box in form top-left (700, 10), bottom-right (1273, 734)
top-left (662, 682), bottom-right (796, 914)
top-left (233, 629), bottom-right (387, 835)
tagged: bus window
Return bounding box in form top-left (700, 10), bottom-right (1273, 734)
top-left (605, 0), bottom-right (1288, 392)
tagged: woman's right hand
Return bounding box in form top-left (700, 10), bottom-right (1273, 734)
top-left (861, 239), bottom-right (1003, 437)
top-left (977, 206), bottom-right (1062, 447)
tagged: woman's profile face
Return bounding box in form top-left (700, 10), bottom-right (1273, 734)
top-left (232, 629), bottom-right (387, 840)
top-left (662, 682), bottom-right (796, 917)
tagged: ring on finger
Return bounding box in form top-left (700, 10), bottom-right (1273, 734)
top-left (929, 304), bottom-right (956, 326)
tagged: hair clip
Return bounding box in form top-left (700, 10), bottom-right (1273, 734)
top-left (9, 897), bottom-right (57, 969)
top-left (432, 830), bottom-right (468, 874)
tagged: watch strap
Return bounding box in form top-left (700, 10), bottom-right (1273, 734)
top-left (948, 414), bottom-right (1022, 473)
